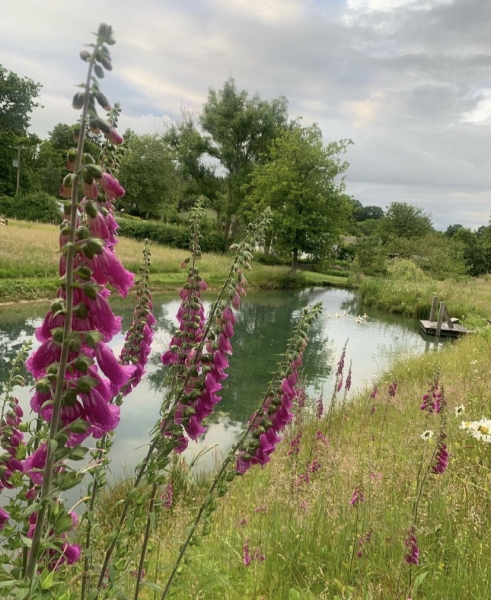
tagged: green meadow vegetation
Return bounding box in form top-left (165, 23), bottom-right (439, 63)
top-left (4, 21), bottom-right (491, 600)
top-left (88, 329), bottom-right (491, 599)
top-left (0, 220), bottom-right (350, 303)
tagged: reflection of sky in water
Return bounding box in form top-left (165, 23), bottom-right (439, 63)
top-left (0, 289), bottom-right (447, 486)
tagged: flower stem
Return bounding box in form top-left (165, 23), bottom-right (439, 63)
top-left (25, 43), bottom-right (99, 585)
top-left (133, 482), bottom-right (158, 600)
top-left (159, 307), bottom-right (320, 598)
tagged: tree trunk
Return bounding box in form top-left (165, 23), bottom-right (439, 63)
top-left (223, 214), bottom-right (232, 250)
top-left (215, 203), bottom-right (221, 232)
top-left (231, 215), bottom-right (240, 240)
top-left (264, 229), bottom-right (272, 255)
top-left (290, 248), bottom-right (298, 278)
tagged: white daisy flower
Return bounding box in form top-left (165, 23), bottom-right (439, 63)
top-left (454, 405), bottom-right (465, 416)
top-left (420, 430), bottom-right (434, 441)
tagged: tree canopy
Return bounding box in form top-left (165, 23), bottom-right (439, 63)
top-left (200, 77), bottom-right (289, 243)
top-left (378, 202), bottom-right (434, 243)
top-left (0, 65), bottom-right (41, 196)
top-left (117, 133), bottom-right (180, 220)
top-left (246, 123), bottom-right (352, 276)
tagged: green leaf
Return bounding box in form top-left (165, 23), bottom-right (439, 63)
top-left (68, 446), bottom-right (89, 460)
top-left (413, 571), bottom-right (428, 593)
top-left (40, 569), bottom-right (54, 590)
top-left (142, 580), bottom-right (165, 593)
top-left (15, 588), bottom-right (31, 600)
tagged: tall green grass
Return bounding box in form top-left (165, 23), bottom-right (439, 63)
top-left (86, 330), bottom-right (491, 599)
top-left (358, 274), bottom-right (491, 321)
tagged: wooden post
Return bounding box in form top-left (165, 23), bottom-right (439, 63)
top-left (444, 306), bottom-right (454, 329)
top-left (435, 302), bottom-right (446, 337)
top-left (429, 296), bottom-right (438, 321)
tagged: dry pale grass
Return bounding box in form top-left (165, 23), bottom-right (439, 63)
top-left (0, 220), bottom-right (231, 277)
top-left (0, 221), bottom-right (60, 272)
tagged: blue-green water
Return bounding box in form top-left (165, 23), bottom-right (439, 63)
top-left (0, 288), bottom-right (442, 482)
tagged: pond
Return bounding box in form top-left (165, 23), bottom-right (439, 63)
top-left (0, 287), bottom-right (444, 485)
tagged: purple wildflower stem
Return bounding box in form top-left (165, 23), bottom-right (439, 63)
top-left (24, 43), bottom-right (99, 583)
top-left (133, 481), bottom-right (158, 600)
top-left (159, 304), bottom-right (321, 599)
top-left (96, 219), bottom-right (268, 590)
top-left (376, 380), bottom-right (397, 460)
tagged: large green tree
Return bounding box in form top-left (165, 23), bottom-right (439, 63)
top-left (164, 110), bottom-right (223, 212)
top-left (246, 123), bottom-right (352, 276)
top-left (378, 202), bottom-right (434, 243)
top-left (200, 77), bottom-right (289, 244)
top-left (117, 133), bottom-right (180, 220)
top-left (0, 65), bottom-right (41, 195)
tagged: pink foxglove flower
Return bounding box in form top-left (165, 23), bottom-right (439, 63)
top-left (96, 172), bottom-right (125, 199)
top-left (404, 528), bottom-right (419, 565)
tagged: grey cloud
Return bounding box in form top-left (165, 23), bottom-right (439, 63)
top-left (1, 0), bottom-right (490, 228)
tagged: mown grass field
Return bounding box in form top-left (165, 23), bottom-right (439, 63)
top-left (0, 220), bottom-right (349, 302)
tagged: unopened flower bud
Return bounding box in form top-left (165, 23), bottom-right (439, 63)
top-left (62, 388), bottom-right (78, 407)
top-left (95, 92), bottom-right (111, 111)
top-left (74, 265), bottom-right (92, 281)
top-left (35, 379), bottom-right (51, 394)
top-left (83, 181), bottom-right (99, 199)
top-left (80, 51), bottom-right (91, 62)
top-left (82, 153), bottom-right (95, 165)
top-left (91, 118), bottom-right (111, 134)
top-left (97, 23), bottom-right (112, 38)
top-left (50, 300), bottom-right (64, 316)
top-left (76, 227), bottom-right (91, 241)
top-left (72, 92), bottom-right (85, 110)
top-left (73, 303), bottom-right (89, 319)
top-left (84, 164), bottom-right (104, 178)
top-left (100, 57), bottom-right (112, 71)
top-left (59, 174), bottom-right (75, 198)
top-left (52, 328), bottom-right (65, 344)
top-left (89, 119), bottom-right (101, 134)
top-left (94, 64), bottom-right (104, 79)
top-left (72, 124), bottom-right (81, 143)
top-left (84, 200), bottom-right (98, 219)
top-left (82, 238), bottom-right (104, 258)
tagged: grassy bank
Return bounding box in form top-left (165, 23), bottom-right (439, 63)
top-left (358, 274), bottom-right (491, 322)
top-left (0, 221), bottom-right (349, 302)
top-left (86, 329), bottom-right (491, 599)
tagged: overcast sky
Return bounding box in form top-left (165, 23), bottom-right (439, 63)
top-left (1, 0), bottom-right (490, 230)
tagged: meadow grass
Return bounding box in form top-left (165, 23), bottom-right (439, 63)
top-left (358, 274), bottom-right (491, 322)
top-left (88, 328), bottom-right (491, 599)
top-left (0, 220), bottom-right (349, 302)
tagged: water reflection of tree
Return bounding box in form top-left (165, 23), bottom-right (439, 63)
top-left (1, 291), bottom-right (334, 430)
top-left (0, 305), bottom-right (46, 393)
top-left (0, 295), bottom-right (173, 395)
top-left (148, 290), bottom-right (334, 428)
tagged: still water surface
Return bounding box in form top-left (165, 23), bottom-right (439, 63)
top-left (0, 288), bottom-right (443, 483)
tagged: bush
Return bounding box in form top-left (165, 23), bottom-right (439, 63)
top-left (116, 216), bottom-right (225, 253)
top-left (387, 258), bottom-right (427, 281)
top-left (0, 192), bottom-right (62, 224)
top-left (255, 252), bottom-right (286, 266)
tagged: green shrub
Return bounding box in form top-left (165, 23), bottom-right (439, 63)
top-left (0, 196), bottom-right (14, 217)
top-left (255, 252), bottom-right (286, 266)
top-left (116, 216), bottom-right (225, 253)
top-left (387, 258), bottom-right (427, 281)
top-left (0, 192), bottom-right (62, 224)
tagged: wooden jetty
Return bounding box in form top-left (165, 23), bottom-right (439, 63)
top-left (419, 296), bottom-right (469, 338)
